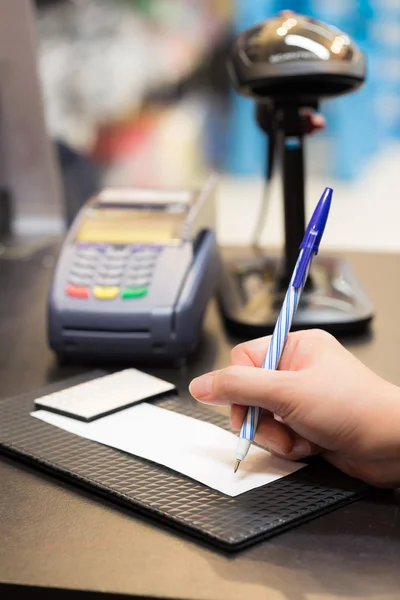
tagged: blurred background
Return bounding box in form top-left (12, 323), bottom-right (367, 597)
top-left (17, 0), bottom-right (400, 251)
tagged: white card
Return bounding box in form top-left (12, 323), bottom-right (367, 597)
top-left (32, 403), bottom-right (306, 497)
top-left (33, 369), bottom-right (175, 421)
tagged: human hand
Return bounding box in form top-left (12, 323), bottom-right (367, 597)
top-left (189, 330), bottom-right (400, 488)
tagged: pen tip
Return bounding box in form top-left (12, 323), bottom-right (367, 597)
top-left (234, 459), bottom-right (241, 474)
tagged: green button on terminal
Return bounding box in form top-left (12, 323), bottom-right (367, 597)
top-left (121, 286), bottom-right (148, 299)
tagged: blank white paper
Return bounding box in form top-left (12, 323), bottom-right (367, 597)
top-left (32, 403), bottom-right (306, 497)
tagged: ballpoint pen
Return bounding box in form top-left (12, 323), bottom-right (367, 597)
top-left (234, 186), bottom-right (333, 473)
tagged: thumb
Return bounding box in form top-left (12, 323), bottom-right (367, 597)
top-left (189, 365), bottom-right (303, 419)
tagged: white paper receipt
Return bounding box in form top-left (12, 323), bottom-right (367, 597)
top-left (33, 369), bottom-right (175, 421)
top-left (32, 403), bottom-right (306, 497)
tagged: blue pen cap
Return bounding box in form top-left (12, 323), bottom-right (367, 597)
top-left (293, 187), bottom-right (333, 288)
top-left (303, 187), bottom-right (333, 253)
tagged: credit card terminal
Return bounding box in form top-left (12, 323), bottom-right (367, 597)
top-left (47, 181), bottom-right (220, 363)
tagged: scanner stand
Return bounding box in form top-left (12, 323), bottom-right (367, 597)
top-left (218, 253), bottom-right (374, 337)
top-left (218, 103), bottom-right (374, 337)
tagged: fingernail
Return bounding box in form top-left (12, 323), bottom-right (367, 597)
top-left (189, 374), bottom-right (214, 400)
top-left (266, 439), bottom-right (285, 456)
top-left (292, 440), bottom-right (311, 456)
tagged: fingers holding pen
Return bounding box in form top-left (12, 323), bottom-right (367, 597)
top-left (231, 404), bottom-right (321, 461)
top-left (189, 365), bottom-right (302, 419)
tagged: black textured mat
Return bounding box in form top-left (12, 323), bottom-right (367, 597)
top-left (0, 372), bottom-right (369, 552)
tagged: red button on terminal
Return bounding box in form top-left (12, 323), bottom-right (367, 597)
top-left (66, 284), bottom-right (90, 299)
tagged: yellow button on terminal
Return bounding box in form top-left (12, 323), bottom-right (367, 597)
top-left (93, 286), bottom-right (120, 300)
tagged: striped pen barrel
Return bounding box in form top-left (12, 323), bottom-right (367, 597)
top-left (234, 187), bottom-right (333, 472)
